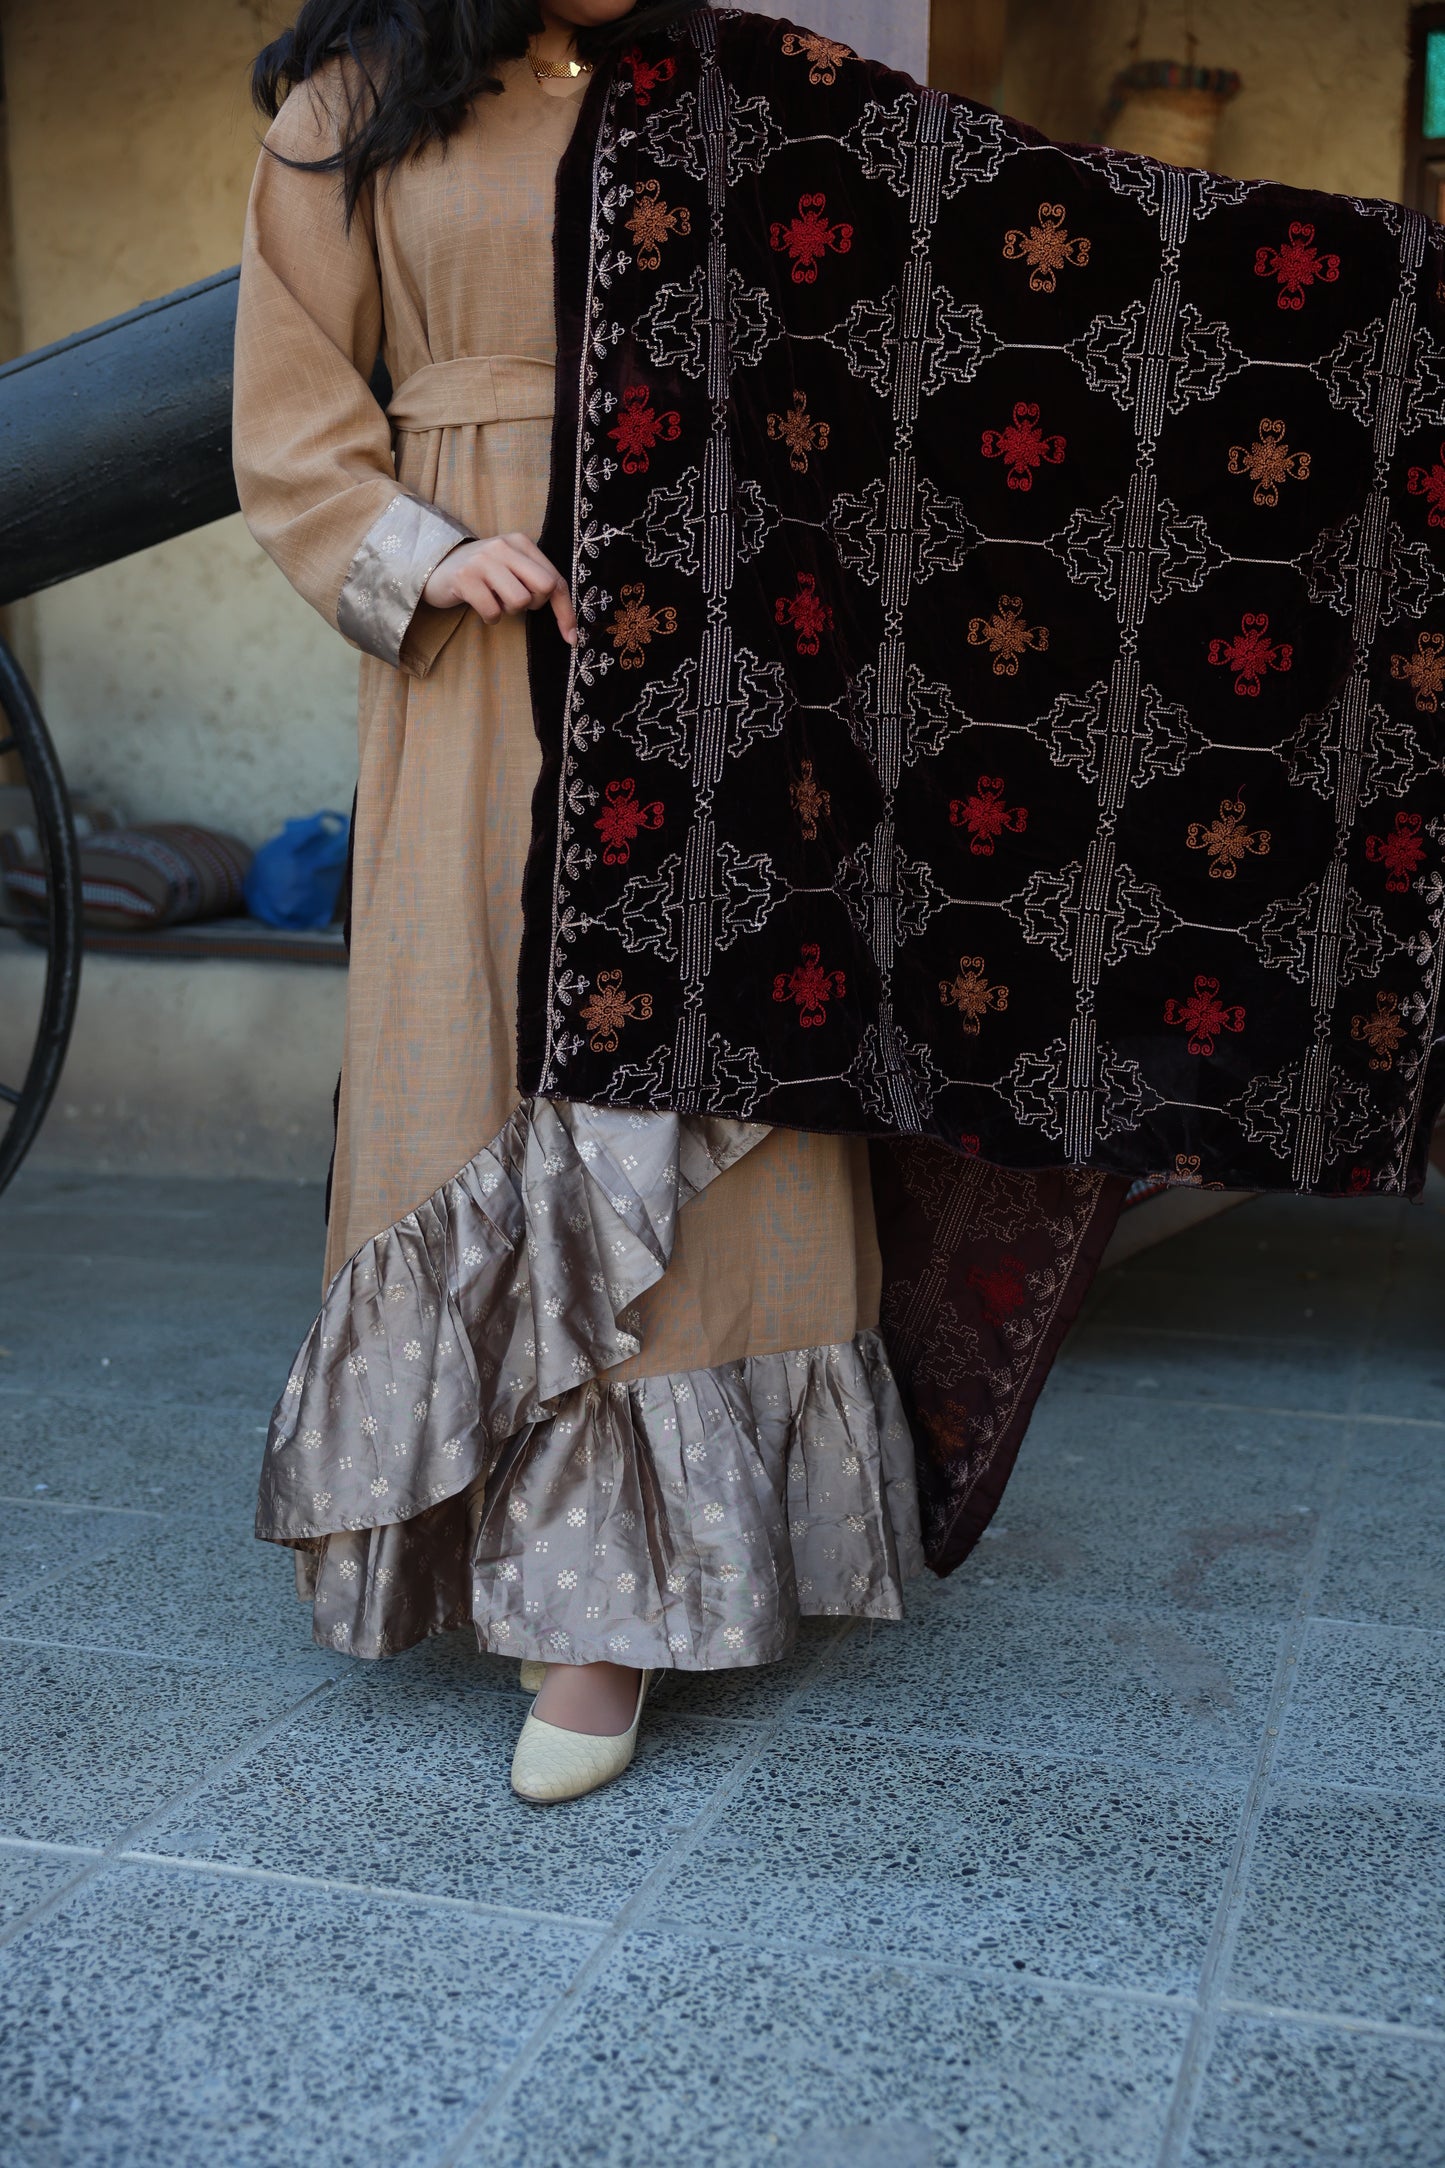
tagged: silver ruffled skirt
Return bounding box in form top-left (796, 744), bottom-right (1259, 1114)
top-left (262, 1099), bottom-right (922, 1665)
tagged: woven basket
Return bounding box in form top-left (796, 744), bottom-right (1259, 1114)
top-left (1103, 58), bottom-right (1241, 170)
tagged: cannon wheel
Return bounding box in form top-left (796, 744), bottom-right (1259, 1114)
top-left (0, 637), bottom-right (82, 1195)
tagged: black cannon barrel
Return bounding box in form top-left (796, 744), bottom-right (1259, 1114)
top-left (0, 270), bottom-right (393, 607)
top-left (0, 270), bottom-right (242, 607)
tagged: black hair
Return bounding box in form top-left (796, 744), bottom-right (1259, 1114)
top-left (253, 1), bottom-right (706, 221)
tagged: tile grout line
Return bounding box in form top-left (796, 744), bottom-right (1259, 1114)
top-left (0, 1496), bottom-right (169, 1519)
top-left (1151, 1200), bottom-right (1403, 2168)
top-left (1220, 1996), bottom-right (1445, 2048)
top-left (427, 1621), bottom-right (859, 2168)
top-left (0, 1680), bottom-right (337, 1954)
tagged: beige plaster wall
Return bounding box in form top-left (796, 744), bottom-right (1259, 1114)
top-left (1001, 0), bottom-right (1411, 203)
top-left (0, 0), bottom-right (359, 846)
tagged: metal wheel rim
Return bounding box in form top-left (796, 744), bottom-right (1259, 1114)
top-left (0, 636), bottom-right (82, 1194)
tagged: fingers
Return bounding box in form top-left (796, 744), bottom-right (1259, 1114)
top-left (455, 535), bottom-right (576, 642)
top-left (550, 582), bottom-right (579, 646)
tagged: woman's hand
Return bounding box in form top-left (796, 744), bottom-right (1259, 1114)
top-left (424, 533), bottom-right (578, 645)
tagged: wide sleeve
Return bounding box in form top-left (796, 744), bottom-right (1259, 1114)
top-left (233, 74), bottom-right (474, 676)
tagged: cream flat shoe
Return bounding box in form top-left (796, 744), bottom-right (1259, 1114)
top-left (510, 1670), bottom-right (653, 1804)
top-left (518, 1660), bottom-right (546, 1693)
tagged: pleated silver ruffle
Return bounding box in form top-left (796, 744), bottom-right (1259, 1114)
top-left (261, 1097), bottom-right (921, 1663)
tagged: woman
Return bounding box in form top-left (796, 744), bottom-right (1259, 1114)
top-left (235, 0), bottom-right (923, 1804)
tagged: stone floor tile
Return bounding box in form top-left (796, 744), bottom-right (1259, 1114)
top-left (0, 1643), bottom-right (322, 1847)
top-left (0, 1500), bottom-right (153, 1611)
top-left (1273, 1620), bottom-right (1445, 1796)
top-left (1228, 1785), bottom-right (1445, 2032)
top-left (978, 1398), bottom-right (1331, 1618)
top-left (0, 1393), bottom-right (269, 1520)
top-left (0, 1251), bottom-right (315, 1406)
top-left (647, 1615), bottom-right (846, 1725)
top-left (791, 1578), bottom-right (1282, 1779)
top-left (0, 1514), bottom-right (343, 1677)
top-left (0, 1845), bottom-right (94, 1932)
top-left (141, 1647), bottom-right (750, 1919)
top-left (1110, 1194), bottom-right (1403, 1285)
top-left (651, 1731), bottom-right (1241, 1996)
top-left (0, 1861), bottom-right (595, 2168)
top-left (1352, 1311), bottom-right (1445, 1424)
top-left (3, 1166), bottom-right (328, 1269)
top-left (1314, 1427), bottom-right (1445, 1630)
top-left (1182, 2013), bottom-right (1445, 2167)
top-left (1051, 1321), bottom-right (1362, 1413)
top-left (1086, 1262), bottom-right (1367, 1347)
top-left (463, 1930), bottom-right (1188, 2168)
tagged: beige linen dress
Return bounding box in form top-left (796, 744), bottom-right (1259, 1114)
top-left (234, 59), bottom-right (922, 1668)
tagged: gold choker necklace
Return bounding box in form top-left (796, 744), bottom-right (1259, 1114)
top-left (527, 45), bottom-right (593, 81)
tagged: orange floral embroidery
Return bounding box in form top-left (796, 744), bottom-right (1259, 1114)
top-left (608, 583), bottom-right (677, 670)
top-left (1186, 795), bottom-right (1271, 880)
top-left (1351, 990), bottom-right (1407, 1071)
top-left (967, 595), bottom-right (1049, 677)
top-left (923, 1399), bottom-right (975, 1459)
top-left (1227, 418), bottom-right (1311, 507)
top-left (939, 956), bottom-right (1009, 1036)
top-left (580, 969), bottom-right (653, 1053)
top-left (1390, 630), bottom-right (1445, 714)
top-left (767, 390), bottom-right (831, 474)
top-left (780, 28), bottom-right (854, 84)
top-left (624, 178), bottom-right (691, 271)
top-left (790, 759), bottom-right (830, 841)
top-left (1002, 203), bottom-right (1091, 294)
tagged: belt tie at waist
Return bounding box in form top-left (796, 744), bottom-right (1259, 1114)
top-left (387, 354), bottom-right (556, 432)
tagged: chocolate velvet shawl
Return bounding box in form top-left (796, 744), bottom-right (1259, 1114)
top-left (518, 8), bottom-right (1445, 1568)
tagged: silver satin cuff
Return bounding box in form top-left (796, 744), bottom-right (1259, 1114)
top-left (336, 492), bottom-right (475, 668)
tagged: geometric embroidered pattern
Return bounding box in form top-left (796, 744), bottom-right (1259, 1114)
top-left (520, 12), bottom-right (1445, 1200)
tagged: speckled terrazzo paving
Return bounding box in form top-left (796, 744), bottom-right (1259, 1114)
top-left (1, 1163), bottom-right (1442, 2168)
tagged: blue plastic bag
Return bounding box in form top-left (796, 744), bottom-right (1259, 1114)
top-left (243, 810), bottom-right (350, 931)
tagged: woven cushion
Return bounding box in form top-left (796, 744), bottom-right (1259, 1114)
top-left (0, 822), bottom-right (252, 931)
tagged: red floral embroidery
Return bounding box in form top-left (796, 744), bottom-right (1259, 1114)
top-left (1164, 975), bottom-right (1247, 1057)
top-left (772, 943), bottom-right (846, 1027)
top-left (958, 1133), bottom-right (981, 1157)
top-left (1207, 612), bottom-right (1293, 697)
top-left (980, 401), bottom-right (1066, 491)
top-left (619, 47), bottom-right (676, 106)
top-left (1345, 1166), bottom-right (1373, 1196)
top-left (966, 1254), bottom-right (1028, 1325)
top-left (1253, 222), bottom-right (1340, 311)
top-left (1364, 809), bottom-right (1426, 894)
top-left (1406, 443), bottom-right (1445, 529)
top-left (594, 778), bottom-right (664, 867)
top-left (949, 776), bottom-right (1028, 857)
top-left (769, 192), bottom-right (853, 285)
top-left (608, 384), bottom-right (681, 476)
top-left (775, 571), bottom-right (833, 656)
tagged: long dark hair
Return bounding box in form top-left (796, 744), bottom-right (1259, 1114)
top-left (254, 1), bottom-right (706, 221)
